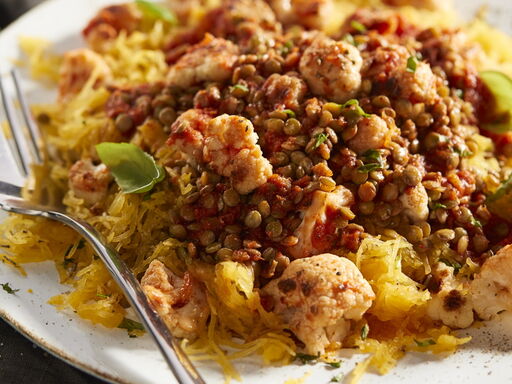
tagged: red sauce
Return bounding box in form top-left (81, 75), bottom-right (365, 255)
top-left (310, 206), bottom-right (340, 252)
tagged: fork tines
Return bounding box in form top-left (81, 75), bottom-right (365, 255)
top-left (0, 69), bottom-right (43, 178)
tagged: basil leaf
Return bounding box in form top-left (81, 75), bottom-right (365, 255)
top-left (135, 0), bottom-right (177, 24)
top-left (96, 142), bottom-right (165, 194)
top-left (480, 71), bottom-right (512, 133)
top-left (1, 283), bottom-right (19, 294)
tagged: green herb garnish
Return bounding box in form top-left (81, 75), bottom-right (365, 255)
top-left (454, 147), bottom-right (473, 158)
top-left (406, 55), bottom-right (418, 73)
top-left (343, 33), bottom-right (356, 46)
top-left (283, 109), bottom-right (296, 118)
top-left (312, 133), bottom-right (328, 150)
top-left (326, 360), bottom-right (342, 368)
top-left (118, 317), bottom-right (144, 337)
top-left (232, 84), bottom-right (249, 93)
top-left (341, 99), bottom-right (371, 118)
top-left (439, 258), bottom-right (462, 274)
top-left (350, 20), bottom-right (367, 33)
top-left (360, 324), bottom-right (369, 340)
top-left (135, 0), bottom-right (177, 24)
top-left (331, 373), bottom-right (344, 382)
top-left (432, 202), bottom-right (447, 210)
top-left (414, 339), bottom-right (436, 347)
top-left (357, 162), bottom-right (382, 173)
top-left (470, 217), bottom-right (482, 228)
top-left (96, 293), bottom-right (111, 299)
top-left (479, 71), bottom-right (512, 133)
top-left (295, 353), bottom-right (319, 364)
top-left (362, 149), bottom-right (381, 162)
top-left (1, 283), bottom-right (19, 294)
top-left (96, 143), bottom-right (165, 194)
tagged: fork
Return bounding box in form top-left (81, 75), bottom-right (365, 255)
top-left (0, 69), bottom-right (206, 384)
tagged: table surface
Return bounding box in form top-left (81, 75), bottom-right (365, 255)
top-left (0, 3), bottom-right (108, 384)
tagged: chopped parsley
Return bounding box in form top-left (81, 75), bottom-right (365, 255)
top-left (357, 162), bottom-right (382, 173)
top-left (326, 360), bottom-right (342, 368)
top-left (312, 133), bottom-right (328, 150)
top-left (96, 293), bottom-right (111, 299)
top-left (331, 373), bottom-right (344, 382)
top-left (295, 353), bottom-right (319, 364)
top-left (406, 55), bottom-right (418, 73)
top-left (1, 283), bottom-right (19, 294)
top-left (362, 149), bottom-right (381, 162)
top-left (414, 339), bottom-right (436, 347)
top-left (360, 324), bottom-right (369, 340)
top-left (350, 20), bottom-right (367, 33)
top-left (283, 109), bottom-right (296, 118)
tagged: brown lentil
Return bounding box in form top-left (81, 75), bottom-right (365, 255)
top-left (245, 210), bottom-right (262, 228)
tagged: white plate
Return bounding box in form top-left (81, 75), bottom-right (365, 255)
top-left (1, 1), bottom-right (512, 383)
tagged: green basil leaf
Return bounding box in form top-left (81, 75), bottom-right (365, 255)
top-left (135, 0), bottom-right (177, 24)
top-left (96, 142), bottom-right (165, 194)
top-left (480, 71), bottom-right (512, 133)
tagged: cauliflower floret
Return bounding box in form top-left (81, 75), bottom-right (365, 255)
top-left (261, 253), bottom-right (375, 355)
top-left (289, 186), bottom-right (354, 259)
top-left (68, 159), bottom-right (112, 206)
top-left (299, 35), bottom-right (362, 103)
top-left (262, 74), bottom-right (307, 111)
top-left (399, 183), bottom-right (429, 223)
top-left (167, 34), bottom-right (239, 88)
top-left (471, 245), bottom-right (512, 320)
top-left (82, 4), bottom-right (141, 52)
top-left (348, 115), bottom-right (390, 154)
top-left (427, 263), bottom-right (474, 329)
top-left (166, 109), bottom-right (215, 165)
top-left (395, 61), bottom-right (439, 104)
top-left (141, 260), bottom-right (210, 339)
top-left (203, 115), bottom-right (272, 194)
top-left (269, 0), bottom-right (333, 30)
top-left (58, 49), bottom-right (112, 101)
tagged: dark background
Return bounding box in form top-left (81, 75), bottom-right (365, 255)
top-left (0, 1), bottom-right (106, 383)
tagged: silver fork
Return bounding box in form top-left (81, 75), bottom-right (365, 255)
top-left (0, 69), bottom-right (206, 384)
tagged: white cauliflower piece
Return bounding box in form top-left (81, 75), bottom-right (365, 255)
top-left (348, 115), bottom-right (390, 154)
top-left (262, 74), bottom-right (307, 111)
top-left (166, 109), bottom-right (214, 165)
top-left (203, 114), bottom-right (272, 194)
top-left (58, 48), bottom-right (112, 101)
top-left (141, 260), bottom-right (210, 339)
top-left (299, 35), bottom-right (362, 103)
top-left (289, 186), bottom-right (354, 259)
top-left (261, 253), bottom-right (375, 355)
top-left (471, 245), bottom-right (512, 320)
top-left (427, 262), bottom-right (474, 329)
top-left (399, 184), bottom-right (429, 223)
top-left (68, 159), bottom-right (112, 206)
top-left (269, 0), bottom-right (334, 30)
top-left (167, 34), bottom-right (239, 88)
top-left (395, 61), bottom-right (439, 105)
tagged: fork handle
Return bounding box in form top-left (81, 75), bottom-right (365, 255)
top-left (0, 196), bottom-right (206, 384)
